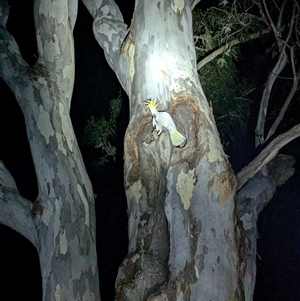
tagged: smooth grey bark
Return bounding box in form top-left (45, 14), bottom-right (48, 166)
top-left (254, 0), bottom-right (297, 146)
top-left (237, 123), bottom-right (300, 190)
top-left (254, 45), bottom-right (287, 146)
top-left (0, 161), bottom-right (38, 247)
top-left (236, 154), bottom-right (295, 301)
top-left (0, 1), bottom-right (100, 300)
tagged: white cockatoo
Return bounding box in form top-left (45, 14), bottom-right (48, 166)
top-left (145, 99), bottom-right (186, 147)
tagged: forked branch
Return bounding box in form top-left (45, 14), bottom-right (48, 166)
top-left (0, 161), bottom-right (38, 248)
top-left (237, 123), bottom-right (300, 190)
top-left (255, 0), bottom-right (298, 146)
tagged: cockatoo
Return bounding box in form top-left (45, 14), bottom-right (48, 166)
top-left (145, 99), bottom-right (186, 147)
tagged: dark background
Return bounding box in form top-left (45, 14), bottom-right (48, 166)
top-left (0, 1), bottom-right (299, 300)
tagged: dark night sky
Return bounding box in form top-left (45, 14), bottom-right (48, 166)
top-left (0, 1), bottom-right (299, 301)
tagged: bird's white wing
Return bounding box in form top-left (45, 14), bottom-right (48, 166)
top-left (160, 112), bottom-right (186, 146)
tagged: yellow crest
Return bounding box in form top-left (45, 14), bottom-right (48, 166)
top-left (145, 99), bottom-right (158, 110)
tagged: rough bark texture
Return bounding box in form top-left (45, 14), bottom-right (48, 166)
top-left (0, 1), bottom-right (100, 300)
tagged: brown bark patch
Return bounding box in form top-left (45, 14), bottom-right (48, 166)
top-left (124, 114), bottom-right (151, 186)
top-left (168, 94), bottom-right (207, 165)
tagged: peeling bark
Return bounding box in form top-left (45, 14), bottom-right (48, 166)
top-left (84, 1), bottom-right (240, 300)
top-left (0, 1), bottom-right (100, 300)
top-left (2, 0), bottom-right (296, 300)
top-left (82, 0), bottom-right (298, 300)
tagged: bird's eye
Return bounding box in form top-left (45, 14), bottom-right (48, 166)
top-left (153, 114), bottom-right (156, 118)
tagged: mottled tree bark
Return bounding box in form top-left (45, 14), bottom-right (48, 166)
top-left (84, 1), bottom-right (239, 300)
top-left (0, 0), bottom-right (100, 300)
top-left (82, 0), bottom-right (297, 300)
top-left (1, 0), bottom-right (296, 300)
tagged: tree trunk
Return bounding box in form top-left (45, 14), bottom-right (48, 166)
top-left (0, 1), bottom-right (100, 300)
top-left (236, 154), bottom-right (295, 300)
top-left (121, 2), bottom-right (240, 299)
top-left (83, 0), bottom-right (297, 300)
top-left (84, 1), bottom-right (240, 300)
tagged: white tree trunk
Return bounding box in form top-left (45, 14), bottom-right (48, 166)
top-left (83, 0), bottom-right (297, 300)
top-left (84, 1), bottom-right (240, 300)
top-left (0, 1), bottom-right (100, 300)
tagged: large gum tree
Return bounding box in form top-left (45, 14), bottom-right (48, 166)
top-left (84, 0), bottom-right (237, 298)
top-left (1, 0), bottom-right (299, 300)
top-left (0, 0), bottom-right (100, 300)
top-left (83, 0), bottom-right (298, 300)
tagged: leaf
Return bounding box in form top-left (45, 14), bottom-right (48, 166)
top-left (217, 58), bottom-right (227, 67)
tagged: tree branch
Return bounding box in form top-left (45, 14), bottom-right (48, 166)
top-left (0, 0), bottom-right (30, 92)
top-left (33, 0), bottom-right (76, 110)
top-left (237, 123), bottom-right (300, 190)
top-left (265, 53), bottom-right (300, 142)
top-left (264, 4), bottom-right (299, 142)
top-left (82, 0), bottom-right (128, 90)
top-left (191, 0), bottom-right (201, 11)
top-left (262, 0), bottom-right (287, 42)
top-left (254, 45), bottom-right (288, 146)
top-left (196, 30), bottom-right (270, 70)
top-left (237, 154), bottom-right (295, 216)
top-left (235, 153), bottom-right (295, 300)
top-left (255, 0), bottom-right (297, 146)
top-left (82, 0), bottom-right (127, 53)
top-left (0, 161), bottom-right (38, 248)
top-left (34, 0), bottom-right (74, 67)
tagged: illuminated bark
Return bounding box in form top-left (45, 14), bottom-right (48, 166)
top-left (82, 1), bottom-right (297, 300)
top-left (84, 1), bottom-right (239, 300)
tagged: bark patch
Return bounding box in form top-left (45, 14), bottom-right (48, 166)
top-left (37, 108), bottom-right (54, 144)
top-left (176, 168), bottom-right (195, 210)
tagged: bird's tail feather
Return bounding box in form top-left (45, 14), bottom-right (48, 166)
top-left (169, 129), bottom-right (186, 147)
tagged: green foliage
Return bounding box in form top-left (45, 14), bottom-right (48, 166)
top-left (84, 92), bottom-right (122, 165)
top-left (109, 95), bottom-right (122, 125)
top-left (192, 0), bottom-right (263, 151)
top-left (199, 56), bottom-right (253, 151)
top-left (84, 116), bottom-right (115, 148)
top-left (193, 0), bottom-right (263, 59)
